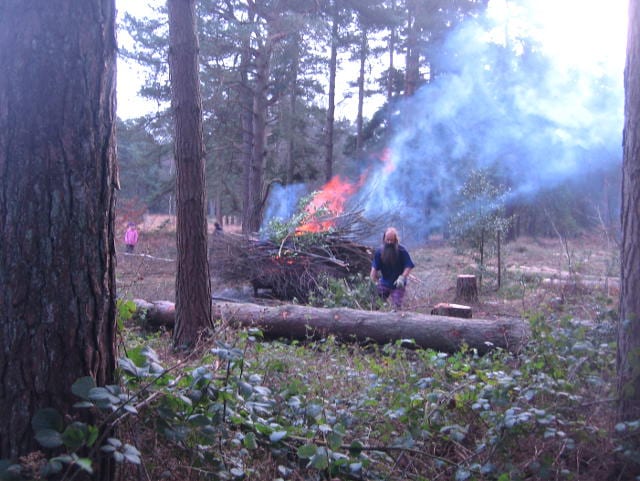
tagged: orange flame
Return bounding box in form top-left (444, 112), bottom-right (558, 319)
top-left (296, 175), bottom-right (358, 233)
top-left (294, 148), bottom-right (395, 234)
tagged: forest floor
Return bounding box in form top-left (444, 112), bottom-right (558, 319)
top-left (116, 223), bottom-right (620, 324)
top-left (112, 223), bottom-right (625, 481)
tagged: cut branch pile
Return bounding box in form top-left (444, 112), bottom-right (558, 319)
top-left (209, 231), bottom-right (373, 301)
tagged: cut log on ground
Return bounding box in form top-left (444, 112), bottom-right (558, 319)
top-left (456, 275), bottom-right (478, 303)
top-left (132, 299), bottom-right (176, 330)
top-left (430, 303), bottom-right (472, 319)
top-left (131, 299), bottom-right (528, 353)
top-left (214, 302), bottom-right (527, 353)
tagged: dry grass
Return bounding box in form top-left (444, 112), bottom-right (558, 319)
top-left (117, 227), bottom-right (620, 319)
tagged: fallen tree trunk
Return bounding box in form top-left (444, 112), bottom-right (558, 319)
top-left (214, 302), bottom-right (528, 354)
top-left (133, 299), bottom-right (528, 353)
top-left (132, 299), bottom-right (176, 330)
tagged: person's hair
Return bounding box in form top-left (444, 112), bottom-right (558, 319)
top-left (381, 227), bottom-right (399, 265)
top-left (382, 227), bottom-right (399, 245)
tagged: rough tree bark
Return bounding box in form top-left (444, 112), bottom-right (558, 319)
top-left (168, 0), bottom-right (213, 347)
top-left (324, 6), bottom-right (339, 182)
top-left (455, 275), bottom-right (479, 303)
top-left (355, 28), bottom-right (367, 154)
top-left (285, 32), bottom-right (301, 185)
top-left (240, 5), bottom-right (285, 234)
top-left (132, 300), bottom-right (528, 354)
top-left (404, 0), bottom-right (420, 97)
top-left (618, 0), bottom-right (640, 422)
top-left (0, 0), bottom-right (117, 464)
top-left (246, 36), bottom-right (271, 233)
top-left (239, 31), bottom-right (255, 234)
top-left (386, 0), bottom-right (397, 101)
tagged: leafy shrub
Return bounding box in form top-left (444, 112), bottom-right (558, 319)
top-left (308, 273), bottom-right (383, 310)
top-left (449, 169), bottom-right (512, 286)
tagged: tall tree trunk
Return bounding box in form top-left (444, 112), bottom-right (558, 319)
top-left (387, 19), bottom-right (396, 101)
top-left (324, 10), bottom-right (339, 182)
top-left (246, 40), bottom-right (271, 233)
top-left (286, 33), bottom-right (301, 185)
top-left (404, 0), bottom-right (420, 97)
top-left (0, 0), bottom-right (117, 465)
top-left (168, 0), bottom-right (213, 347)
top-left (356, 28), bottom-right (367, 154)
top-left (240, 35), bottom-right (254, 234)
top-left (618, 0), bottom-right (640, 422)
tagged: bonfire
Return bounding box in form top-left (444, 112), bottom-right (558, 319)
top-left (210, 179), bottom-right (376, 301)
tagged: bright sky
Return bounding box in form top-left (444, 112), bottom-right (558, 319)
top-left (487, 0), bottom-right (628, 74)
top-left (115, 0), bottom-right (629, 120)
top-left (116, 1), bottom-right (161, 119)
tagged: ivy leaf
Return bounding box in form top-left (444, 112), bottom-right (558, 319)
top-left (238, 381), bottom-right (253, 398)
top-left (107, 437), bottom-right (123, 448)
top-left (254, 423), bottom-right (272, 436)
top-left (35, 429), bottom-right (64, 449)
top-left (141, 346), bottom-right (161, 364)
top-left (243, 432), bottom-right (257, 450)
top-left (88, 387), bottom-right (120, 406)
top-left (119, 358), bottom-right (142, 377)
top-left (61, 422), bottom-right (88, 450)
top-left (74, 458), bottom-right (93, 474)
top-left (123, 445), bottom-right (141, 464)
top-left (269, 431), bottom-right (287, 443)
top-left (348, 440), bottom-right (363, 456)
top-left (187, 414), bottom-right (210, 427)
top-left (327, 432), bottom-right (343, 451)
top-left (71, 377), bottom-right (96, 400)
top-left (297, 443), bottom-right (317, 459)
top-left (310, 448), bottom-right (329, 470)
top-left (126, 347), bottom-right (148, 368)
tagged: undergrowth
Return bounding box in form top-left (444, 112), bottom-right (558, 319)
top-left (4, 310), bottom-right (637, 480)
top-left (3, 291), bottom-right (639, 480)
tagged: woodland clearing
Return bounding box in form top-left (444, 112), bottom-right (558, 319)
top-left (110, 222), bottom-right (630, 481)
top-left (117, 219), bottom-right (619, 321)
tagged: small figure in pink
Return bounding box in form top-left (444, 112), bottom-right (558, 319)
top-left (124, 222), bottom-right (139, 253)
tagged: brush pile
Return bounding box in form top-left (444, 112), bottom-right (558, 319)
top-left (209, 211), bottom-right (374, 301)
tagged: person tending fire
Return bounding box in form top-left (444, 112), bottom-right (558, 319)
top-left (370, 227), bottom-right (415, 310)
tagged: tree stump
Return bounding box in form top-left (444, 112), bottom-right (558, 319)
top-left (455, 275), bottom-right (478, 303)
top-left (431, 302), bottom-right (472, 319)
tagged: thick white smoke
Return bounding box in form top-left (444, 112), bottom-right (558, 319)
top-left (263, 0), bottom-right (627, 242)
top-left (360, 0), bottom-right (626, 241)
